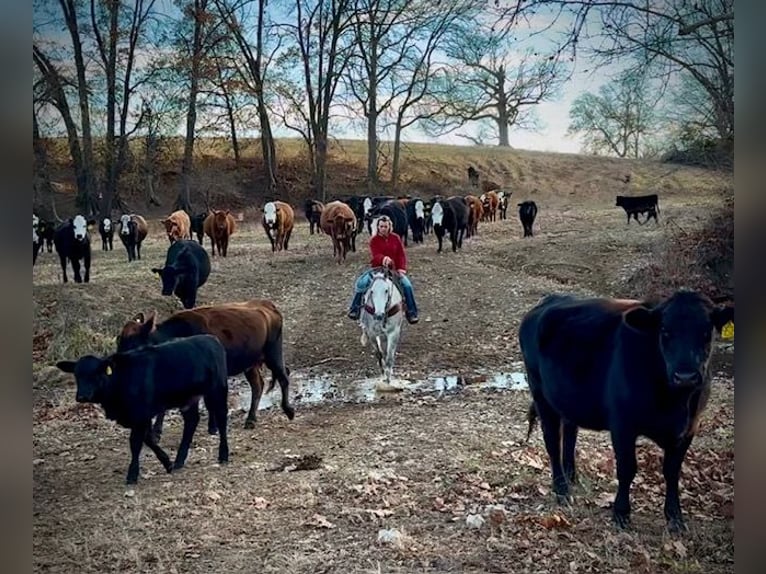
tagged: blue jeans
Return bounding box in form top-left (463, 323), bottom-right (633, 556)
top-left (350, 269), bottom-right (418, 316)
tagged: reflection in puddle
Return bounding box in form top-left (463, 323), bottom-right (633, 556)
top-left (233, 362), bottom-right (529, 413)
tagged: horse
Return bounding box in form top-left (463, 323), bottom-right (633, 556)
top-left (358, 268), bottom-right (405, 383)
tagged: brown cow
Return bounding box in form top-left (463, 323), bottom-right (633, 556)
top-left (162, 210), bottom-right (191, 243)
top-left (116, 299), bottom-right (295, 434)
top-left (480, 190), bottom-right (500, 222)
top-left (320, 201), bottom-right (357, 263)
top-left (480, 179), bottom-right (501, 193)
top-left (262, 201), bottom-right (295, 252)
top-left (464, 195), bottom-right (483, 238)
top-left (203, 209), bottom-right (236, 257)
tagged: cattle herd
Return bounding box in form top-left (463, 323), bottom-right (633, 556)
top-left (35, 171), bottom-right (734, 534)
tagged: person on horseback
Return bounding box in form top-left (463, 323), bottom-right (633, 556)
top-left (347, 215), bottom-right (419, 324)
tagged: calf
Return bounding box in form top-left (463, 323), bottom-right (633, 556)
top-left (497, 191), bottom-right (511, 220)
top-left (616, 194), bottom-right (660, 224)
top-left (117, 299), bottom-right (295, 434)
top-left (464, 195), bottom-right (483, 238)
top-left (162, 209), bottom-right (192, 242)
top-left (204, 209), bottom-right (236, 257)
top-left (152, 240), bottom-right (210, 309)
top-left (56, 334), bottom-right (229, 485)
top-left (98, 218), bottom-right (114, 251)
top-left (190, 212), bottom-right (207, 244)
top-left (304, 199), bottom-right (324, 235)
top-left (53, 215), bottom-right (92, 283)
top-left (519, 290), bottom-right (734, 532)
top-left (518, 200), bottom-right (538, 237)
top-left (37, 218), bottom-right (56, 253)
top-left (320, 201), bottom-right (357, 263)
top-left (431, 196), bottom-right (468, 253)
top-left (369, 200), bottom-right (409, 245)
top-left (467, 166), bottom-right (480, 187)
top-left (262, 201), bottom-right (294, 252)
top-left (480, 190), bottom-right (500, 222)
top-left (118, 214), bottom-right (148, 262)
top-left (406, 198), bottom-right (426, 244)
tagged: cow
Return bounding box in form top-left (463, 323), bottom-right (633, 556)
top-left (304, 199), bottom-right (324, 235)
top-left (518, 200), bottom-right (538, 238)
top-left (480, 179), bottom-right (501, 194)
top-left (190, 212), bottom-right (207, 244)
top-left (262, 201), bottom-right (294, 252)
top-left (98, 218), bottom-right (114, 251)
top-left (423, 196), bottom-right (442, 235)
top-left (152, 240), bottom-right (211, 309)
top-left (37, 218), bottom-right (56, 254)
top-left (162, 209), bottom-right (192, 242)
top-left (467, 166), bottom-right (480, 187)
top-left (118, 214), bottom-right (148, 262)
top-left (464, 195), bottom-right (483, 238)
top-left (33, 214), bottom-right (42, 265)
top-left (117, 299), bottom-right (295, 435)
top-left (203, 209), bottom-right (236, 257)
top-left (53, 215), bottom-right (92, 283)
top-left (369, 200), bottom-right (409, 246)
top-left (615, 194), bottom-right (660, 225)
top-left (480, 190), bottom-right (500, 222)
top-left (56, 334), bottom-right (230, 485)
top-left (358, 196), bottom-right (395, 234)
top-left (431, 196), bottom-right (469, 253)
top-left (497, 191), bottom-right (512, 220)
top-left (320, 201), bottom-right (357, 263)
top-left (519, 290), bottom-right (734, 532)
top-left (406, 198), bottom-right (427, 244)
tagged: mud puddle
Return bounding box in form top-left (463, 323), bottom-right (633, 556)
top-left (232, 362), bottom-right (529, 413)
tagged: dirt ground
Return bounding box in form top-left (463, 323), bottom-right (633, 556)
top-left (33, 187), bottom-right (734, 573)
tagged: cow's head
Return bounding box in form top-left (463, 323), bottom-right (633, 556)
top-left (213, 210), bottom-right (230, 231)
top-left (72, 215), bottom-right (88, 243)
top-left (263, 202), bottom-right (277, 228)
top-left (363, 197), bottom-right (373, 217)
top-left (623, 290), bottom-right (734, 388)
top-left (162, 218), bottom-right (182, 242)
top-left (102, 218), bottom-right (111, 232)
top-left (116, 311), bottom-right (157, 352)
top-left (615, 196), bottom-right (625, 207)
top-left (431, 202), bottom-right (444, 227)
top-left (56, 355), bottom-right (115, 403)
top-left (119, 214), bottom-right (132, 235)
top-left (33, 214), bottom-right (39, 229)
top-left (414, 199), bottom-right (425, 220)
top-left (151, 265), bottom-right (183, 296)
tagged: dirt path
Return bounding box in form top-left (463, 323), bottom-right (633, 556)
top-left (32, 191), bottom-right (734, 573)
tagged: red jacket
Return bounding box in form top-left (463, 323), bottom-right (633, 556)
top-left (369, 232), bottom-right (407, 272)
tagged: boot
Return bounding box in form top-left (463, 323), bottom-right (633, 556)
top-left (347, 292), bottom-right (364, 320)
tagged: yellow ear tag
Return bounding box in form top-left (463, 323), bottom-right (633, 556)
top-left (106, 365), bottom-right (113, 375)
top-left (721, 321), bottom-right (734, 340)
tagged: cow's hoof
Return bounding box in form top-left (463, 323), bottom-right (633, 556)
top-left (612, 511), bottom-right (631, 530)
top-left (244, 419), bottom-right (256, 430)
top-left (667, 517), bottom-right (688, 534)
top-left (555, 492), bottom-right (572, 506)
top-left (284, 406), bottom-right (295, 420)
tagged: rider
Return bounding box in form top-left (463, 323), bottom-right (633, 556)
top-left (347, 215), bottom-right (419, 324)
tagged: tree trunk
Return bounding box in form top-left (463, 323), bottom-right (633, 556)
top-left (391, 114), bottom-right (405, 194)
top-left (33, 111), bottom-right (56, 221)
top-left (255, 0), bottom-right (277, 191)
top-left (366, 31), bottom-right (378, 192)
top-left (99, 0), bottom-right (119, 220)
top-left (315, 134), bottom-right (329, 202)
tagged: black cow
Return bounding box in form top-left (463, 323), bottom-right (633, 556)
top-left (304, 199), bottom-right (324, 235)
top-left (37, 219), bottom-right (55, 253)
top-left (369, 200), bottom-right (409, 245)
top-left (467, 166), bottom-right (480, 187)
top-left (361, 196), bottom-right (395, 234)
top-left (497, 191), bottom-right (512, 220)
top-left (519, 290), bottom-right (734, 532)
top-left (616, 194), bottom-right (660, 224)
top-left (56, 334), bottom-right (229, 485)
top-left (190, 212), bottom-right (207, 244)
top-left (98, 218), bottom-right (114, 251)
top-left (518, 201), bottom-right (538, 237)
top-left (53, 215), bottom-right (92, 283)
top-left (406, 198), bottom-right (427, 244)
top-left (430, 196), bottom-right (469, 253)
top-left (152, 240), bottom-right (211, 309)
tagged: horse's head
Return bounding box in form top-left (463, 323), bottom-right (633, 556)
top-left (364, 271), bottom-right (394, 322)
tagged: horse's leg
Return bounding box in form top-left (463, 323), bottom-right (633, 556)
top-left (384, 326), bottom-right (401, 383)
top-left (374, 335), bottom-right (385, 373)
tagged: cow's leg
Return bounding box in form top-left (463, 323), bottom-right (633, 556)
top-left (284, 228), bottom-right (292, 250)
top-left (533, 393), bottom-right (569, 503)
top-left (173, 401), bottom-right (201, 470)
top-left (202, 393), bottom-right (219, 435)
top-left (71, 257), bottom-right (83, 283)
top-left (436, 232), bottom-right (443, 253)
top-left (58, 253), bottom-right (68, 283)
top-left (663, 435), bottom-right (693, 533)
top-left (126, 424), bottom-right (148, 484)
top-left (142, 427), bottom-right (173, 473)
top-left (611, 429), bottom-right (638, 529)
top-left (209, 386), bottom-right (229, 464)
top-left (83, 251), bottom-right (91, 283)
top-left (264, 339), bottom-right (295, 421)
top-left (151, 411), bottom-right (166, 443)
top-left (243, 366), bottom-right (265, 428)
top-left (562, 421), bottom-right (579, 485)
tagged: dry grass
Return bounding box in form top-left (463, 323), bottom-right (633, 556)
top-left (33, 142), bottom-right (734, 573)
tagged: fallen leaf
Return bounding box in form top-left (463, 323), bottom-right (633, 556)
top-left (539, 513), bottom-right (572, 529)
top-left (306, 513), bottom-right (335, 529)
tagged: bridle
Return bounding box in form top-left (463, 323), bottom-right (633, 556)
top-left (363, 269), bottom-right (401, 324)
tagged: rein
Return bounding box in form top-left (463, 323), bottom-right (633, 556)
top-left (363, 272), bottom-right (402, 323)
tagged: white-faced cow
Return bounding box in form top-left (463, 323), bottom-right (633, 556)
top-left (431, 196), bottom-right (469, 253)
top-left (118, 214), bottom-right (149, 262)
top-left (53, 215), bottom-right (92, 283)
top-left (99, 218), bottom-right (114, 251)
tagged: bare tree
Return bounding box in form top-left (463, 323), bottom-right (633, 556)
top-left (567, 68), bottom-right (658, 158)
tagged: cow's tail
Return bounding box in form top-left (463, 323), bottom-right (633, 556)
top-left (525, 401), bottom-right (538, 442)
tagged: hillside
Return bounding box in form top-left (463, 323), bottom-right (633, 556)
top-left (39, 137), bottom-right (732, 218)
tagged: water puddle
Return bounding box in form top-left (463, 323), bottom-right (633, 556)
top-left (232, 362), bottom-right (529, 413)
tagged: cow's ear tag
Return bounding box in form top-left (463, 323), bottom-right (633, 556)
top-left (105, 365), bottom-right (113, 375)
top-left (721, 321), bottom-right (734, 340)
